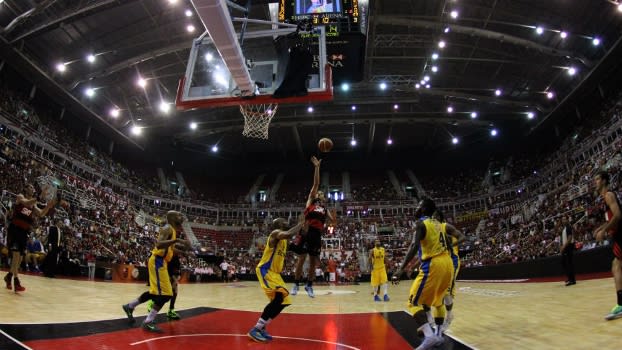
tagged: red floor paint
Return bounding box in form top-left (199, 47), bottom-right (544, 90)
top-left (24, 310), bottom-right (413, 350)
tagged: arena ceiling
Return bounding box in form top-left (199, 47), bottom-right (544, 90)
top-left (1, 0), bottom-right (622, 160)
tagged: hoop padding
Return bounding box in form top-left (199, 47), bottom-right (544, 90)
top-left (240, 103), bottom-right (278, 139)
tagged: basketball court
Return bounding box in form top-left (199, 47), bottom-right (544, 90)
top-left (0, 273), bottom-right (619, 349)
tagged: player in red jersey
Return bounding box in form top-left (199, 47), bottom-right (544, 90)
top-left (594, 170), bottom-right (622, 320)
top-left (4, 184), bottom-right (56, 292)
top-left (290, 156), bottom-right (334, 298)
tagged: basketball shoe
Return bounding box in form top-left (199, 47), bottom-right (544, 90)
top-left (4, 273), bottom-right (12, 290)
top-left (248, 327), bottom-right (268, 343)
top-left (384, 294), bottom-right (390, 302)
top-left (167, 309), bottom-right (181, 320)
top-left (13, 278), bottom-right (25, 292)
top-left (374, 295), bottom-right (381, 302)
top-left (305, 285), bottom-right (315, 298)
top-left (605, 305), bottom-right (622, 320)
top-left (291, 284), bottom-right (299, 295)
top-left (415, 335), bottom-right (443, 350)
top-left (146, 300), bottom-right (154, 313)
top-left (122, 304), bottom-right (135, 324)
top-left (260, 328), bottom-right (273, 341)
top-left (142, 321), bottom-right (163, 333)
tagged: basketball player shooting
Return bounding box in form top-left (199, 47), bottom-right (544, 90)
top-left (248, 216), bottom-right (305, 343)
top-left (291, 156), bottom-right (334, 298)
top-left (4, 184), bottom-right (57, 293)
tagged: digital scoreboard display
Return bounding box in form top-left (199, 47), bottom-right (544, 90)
top-left (278, 0), bottom-right (360, 26)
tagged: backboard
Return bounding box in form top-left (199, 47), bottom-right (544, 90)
top-left (175, 24), bottom-right (333, 110)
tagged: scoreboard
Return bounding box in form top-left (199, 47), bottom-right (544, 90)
top-left (278, 0), bottom-right (362, 30)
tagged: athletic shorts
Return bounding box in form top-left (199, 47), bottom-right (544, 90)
top-left (168, 255), bottom-right (181, 276)
top-left (7, 223), bottom-right (29, 255)
top-left (290, 227), bottom-right (322, 257)
top-left (148, 255), bottom-right (173, 296)
top-left (408, 253), bottom-right (453, 312)
top-left (256, 267), bottom-right (291, 305)
top-left (371, 268), bottom-right (388, 287)
top-left (448, 254), bottom-right (461, 297)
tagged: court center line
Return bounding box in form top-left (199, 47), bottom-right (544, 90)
top-left (0, 328), bottom-right (34, 350)
top-left (129, 333), bottom-right (360, 349)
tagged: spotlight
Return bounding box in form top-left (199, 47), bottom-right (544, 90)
top-left (350, 139), bottom-right (357, 146)
top-left (168, 0), bottom-right (178, 4)
top-left (527, 112), bottom-right (535, 119)
top-left (619, 3), bottom-right (622, 12)
top-left (56, 63), bottom-right (67, 72)
top-left (351, 105), bottom-right (357, 111)
top-left (452, 137), bottom-right (459, 144)
top-left (432, 53), bottom-right (439, 60)
top-left (450, 10), bottom-right (458, 19)
top-left (536, 27), bottom-right (544, 35)
top-left (470, 111), bottom-right (478, 119)
top-left (307, 106), bottom-right (314, 113)
top-left (425, 84), bottom-right (430, 89)
top-left (87, 54), bottom-right (96, 63)
top-left (444, 27), bottom-right (450, 33)
top-left (568, 67), bottom-right (577, 76)
top-left (387, 138), bottom-right (393, 145)
top-left (420, 80), bottom-right (426, 85)
top-left (438, 40), bottom-right (446, 48)
top-left (205, 53), bottom-right (213, 62)
top-left (424, 75), bottom-right (430, 82)
top-left (186, 24), bottom-right (196, 33)
top-left (592, 37), bottom-right (601, 46)
top-left (109, 108), bottom-right (120, 118)
top-left (190, 122), bottom-right (198, 130)
top-left (560, 31), bottom-right (568, 39)
top-left (495, 89), bottom-right (502, 96)
top-left (185, 9), bottom-right (193, 17)
top-left (211, 145), bottom-right (219, 153)
top-left (85, 88), bottom-right (95, 98)
top-left (547, 91), bottom-right (554, 99)
top-left (159, 101), bottom-right (171, 113)
top-left (447, 106), bottom-right (454, 113)
top-left (131, 125), bottom-right (142, 135)
top-left (393, 104), bottom-right (399, 110)
top-left (137, 77), bottom-right (147, 88)
top-left (415, 84), bottom-right (421, 89)
top-left (379, 82), bottom-right (387, 90)
top-left (341, 83), bottom-right (350, 91)
top-left (491, 129), bottom-right (498, 136)
top-left (431, 66), bottom-right (438, 73)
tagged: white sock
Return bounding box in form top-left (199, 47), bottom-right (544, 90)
top-left (128, 299), bottom-right (140, 309)
top-left (420, 323), bottom-right (434, 337)
top-left (255, 318), bottom-right (268, 330)
top-left (144, 308), bottom-right (159, 323)
top-left (382, 283), bottom-right (388, 296)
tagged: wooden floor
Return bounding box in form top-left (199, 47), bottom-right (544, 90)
top-left (0, 273), bottom-right (620, 349)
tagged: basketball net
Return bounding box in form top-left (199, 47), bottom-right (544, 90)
top-left (240, 103), bottom-right (278, 139)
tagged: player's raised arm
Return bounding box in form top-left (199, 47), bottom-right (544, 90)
top-left (271, 217), bottom-right (305, 246)
top-left (306, 156), bottom-right (321, 207)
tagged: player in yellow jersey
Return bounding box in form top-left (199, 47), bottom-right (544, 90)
top-left (432, 210), bottom-right (465, 334)
top-left (395, 199), bottom-right (459, 350)
top-left (369, 239), bottom-right (390, 302)
top-left (248, 216), bottom-right (305, 343)
top-left (122, 211), bottom-right (191, 332)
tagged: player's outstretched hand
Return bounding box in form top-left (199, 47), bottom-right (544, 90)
top-left (311, 156), bottom-right (321, 167)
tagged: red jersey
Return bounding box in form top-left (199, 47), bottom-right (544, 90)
top-left (603, 191), bottom-right (622, 258)
top-left (304, 202), bottom-right (327, 231)
top-left (12, 202), bottom-right (35, 230)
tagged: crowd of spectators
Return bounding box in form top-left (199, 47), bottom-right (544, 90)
top-left (0, 84), bottom-right (621, 283)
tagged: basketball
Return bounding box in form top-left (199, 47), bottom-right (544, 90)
top-left (318, 138), bottom-right (333, 152)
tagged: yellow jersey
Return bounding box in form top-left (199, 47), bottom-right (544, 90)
top-left (419, 218), bottom-right (450, 260)
top-left (151, 225), bottom-right (176, 262)
top-left (371, 247), bottom-right (386, 270)
top-left (257, 234), bottom-right (287, 274)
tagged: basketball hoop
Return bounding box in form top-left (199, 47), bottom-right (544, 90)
top-left (240, 103), bottom-right (278, 139)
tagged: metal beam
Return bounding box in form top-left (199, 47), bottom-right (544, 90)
top-left (291, 126), bottom-right (304, 160)
top-left (9, 0), bottom-right (130, 42)
top-left (367, 122), bottom-right (376, 155)
top-left (0, 35), bottom-right (144, 150)
top-left (174, 112), bottom-right (492, 140)
top-left (375, 16), bottom-right (592, 66)
top-left (369, 56), bottom-right (543, 66)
